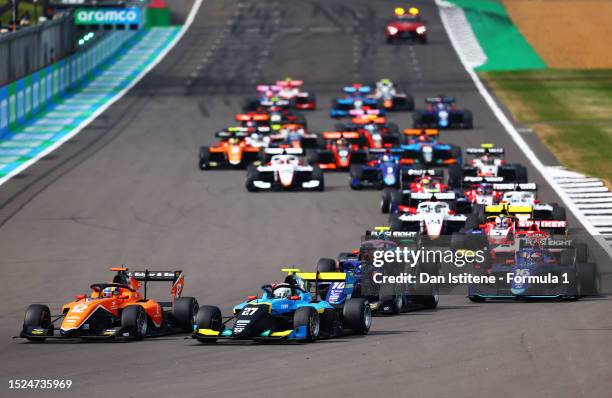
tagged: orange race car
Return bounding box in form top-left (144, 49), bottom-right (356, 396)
top-left (199, 128), bottom-right (262, 170)
top-left (19, 268), bottom-right (199, 341)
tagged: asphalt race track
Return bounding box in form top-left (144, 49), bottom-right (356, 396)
top-left (1, 1), bottom-right (611, 397)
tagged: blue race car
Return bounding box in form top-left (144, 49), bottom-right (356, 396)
top-left (399, 129), bottom-right (462, 166)
top-left (467, 238), bottom-right (598, 302)
top-left (317, 228), bottom-right (439, 315)
top-left (192, 269), bottom-right (371, 343)
top-left (349, 150), bottom-right (406, 190)
top-left (349, 149), bottom-right (440, 190)
top-left (330, 84), bottom-right (384, 118)
top-left (413, 96), bottom-right (473, 129)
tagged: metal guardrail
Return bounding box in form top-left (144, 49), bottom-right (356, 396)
top-left (0, 12), bottom-right (76, 86)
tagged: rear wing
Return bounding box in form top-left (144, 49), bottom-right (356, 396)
top-left (516, 220), bottom-right (567, 236)
top-left (276, 79), bottom-right (303, 87)
top-left (465, 146), bottom-right (504, 156)
top-left (350, 111), bottom-right (383, 120)
top-left (462, 176), bottom-right (505, 187)
top-left (484, 204), bottom-right (532, 214)
top-left (321, 131), bottom-right (362, 141)
top-left (235, 113), bottom-right (269, 122)
top-left (126, 270), bottom-right (185, 300)
top-left (215, 130), bottom-right (249, 139)
top-left (409, 192), bottom-right (456, 201)
top-left (518, 237), bottom-right (573, 250)
top-left (492, 183), bottom-right (537, 191)
top-left (364, 229), bottom-right (418, 239)
top-left (403, 128), bottom-right (439, 136)
top-left (344, 85), bottom-right (372, 94)
top-left (426, 96), bottom-right (455, 104)
top-left (264, 147), bottom-right (304, 155)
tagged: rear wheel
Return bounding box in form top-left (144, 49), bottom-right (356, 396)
top-left (172, 297), bottom-right (199, 332)
top-left (551, 203), bottom-right (566, 221)
top-left (349, 165), bottom-right (363, 190)
top-left (199, 146), bottom-right (210, 170)
top-left (381, 188), bottom-right (396, 213)
top-left (23, 304), bottom-right (51, 342)
top-left (578, 263), bottom-right (599, 296)
top-left (462, 110), bottom-right (473, 129)
top-left (312, 167), bottom-right (325, 191)
top-left (448, 164), bottom-right (463, 188)
top-left (316, 258), bottom-right (337, 273)
top-left (575, 242), bottom-right (588, 264)
top-left (514, 165), bottom-right (528, 183)
top-left (246, 165), bottom-right (259, 192)
top-left (343, 298), bottom-right (371, 335)
top-left (389, 215), bottom-right (403, 231)
top-left (195, 305), bottom-right (223, 344)
top-left (293, 307), bottom-right (320, 342)
top-left (121, 305), bottom-right (148, 341)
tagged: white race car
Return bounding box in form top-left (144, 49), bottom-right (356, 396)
top-left (389, 192), bottom-right (466, 237)
top-left (246, 148), bottom-right (324, 192)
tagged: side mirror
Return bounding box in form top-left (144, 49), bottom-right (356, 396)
top-left (118, 294), bottom-right (129, 300)
top-left (289, 295), bottom-right (301, 301)
top-left (74, 294), bottom-right (86, 301)
top-left (246, 295), bottom-right (257, 301)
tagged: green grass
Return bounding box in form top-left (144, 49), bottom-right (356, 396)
top-left (483, 69), bottom-right (612, 186)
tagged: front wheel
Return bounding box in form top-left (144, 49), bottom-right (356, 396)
top-left (294, 307), bottom-right (320, 342)
top-left (172, 297), bottom-right (199, 332)
top-left (381, 188), bottom-right (396, 213)
top-left (121, 305), bottom-right (148, 341)
top-left (195, 305), bottom-right (223, 344)
top-left (343, 298), bottom-right (371, 335)
top-left (23, 304), bottom-right (51, 342)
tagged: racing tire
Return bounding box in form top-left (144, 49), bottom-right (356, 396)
top-left (389, 215), bottom-right (403, 231)
top-left (551, 203), bottom-right (567, 221)
top-left (412, 111), bottom-right (424, 128)
top-left (387, 122), bottom-right (400, 136)
top-left (305, 149), bottom-right (319, 166)
top-left (316, 258), bottom-right (337, 273)
top-left (172, 297), bottom-right (199, 332)
top-left (405, 95), bottom-right (415, 111)
top-left (381, 188), bottom-right (396, 213)
top-left (575, 242), bottom-right (588, 264)
top-left (577, 263), bottom-right (599, 296)
top-left (450, 146), bottom-right (462, 164)
top-left (312, 167), bottom-right (325, 191)
top-left (246, 164), bottom-right (259, 192)
top-left (293, 306), bottom-right (320, 343)
top-left (195, 305), bottom-right (223, 344)
top-left (23, 304), bottom-right (51, 342)
top-left (386, 36), bottom-right (393, 44)
top-left (349, 164), bottom-right (363, 190)
top-left (514, 165), bottom-right (528, 183)
top-left (468, 296), bottom-right (485, 303)
top-left (462, 110), bottom-right (473, 129)
top-left (416, 291), bottom-right (439, 310)
top-left (448, 164), bottom-right (463, 188)
top-left (343, 298), bottom-right (371, 335)
top-left (121, 305), bottom-right (148, 341)
top-left (199, 146), bottom-right (210, 170)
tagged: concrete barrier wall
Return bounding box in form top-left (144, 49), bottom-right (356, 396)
top-left (0, 14), bottom-right (77, 86)
top-left (0, 29), bottom-right (139, 139)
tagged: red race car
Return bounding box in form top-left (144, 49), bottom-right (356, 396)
top-left (386, 7), bottom-right (427, 44)
top-left (307, 131), bottom-right (368, 170)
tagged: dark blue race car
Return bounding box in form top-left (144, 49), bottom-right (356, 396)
top-left (468, 238), bottom-right (599, 302)
top-left (193, 268), bottom-right (371, 343)
top-left (330, 85), bottom-right (384, 118)
top-left (413, 96), bottom-right (473, 129)
top-left (399, 129), bottom-right (462, 166)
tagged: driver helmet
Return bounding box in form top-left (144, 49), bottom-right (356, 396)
top-left (364, 124), bottom-right (377, 134)
top-left (336, 138), bottom-right (348, 147)
top-left (382, 154), bottom-right (392, 162)
top-left (477, 184), bottom-right (492, 195)
top-left (421, 177), bottom-right (431, 188)
top-left (228, 137), bottom-right (239, 145)
top-left (379, 78), bottom-right (392, 87)
top-left (102, 286), bottom-right (120, 298)
top-left (273, 286), bottom-right (292, 299)
top-left (418, 134), bottom-right (428, 142)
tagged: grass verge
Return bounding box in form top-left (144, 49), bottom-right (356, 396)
top-left (482, 69), bottom-right (612, 187)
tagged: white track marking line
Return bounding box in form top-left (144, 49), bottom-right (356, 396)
top-left (437, 0), bottom-right (612, 256)
top-left (0, 0), bottom-right (204, 187)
